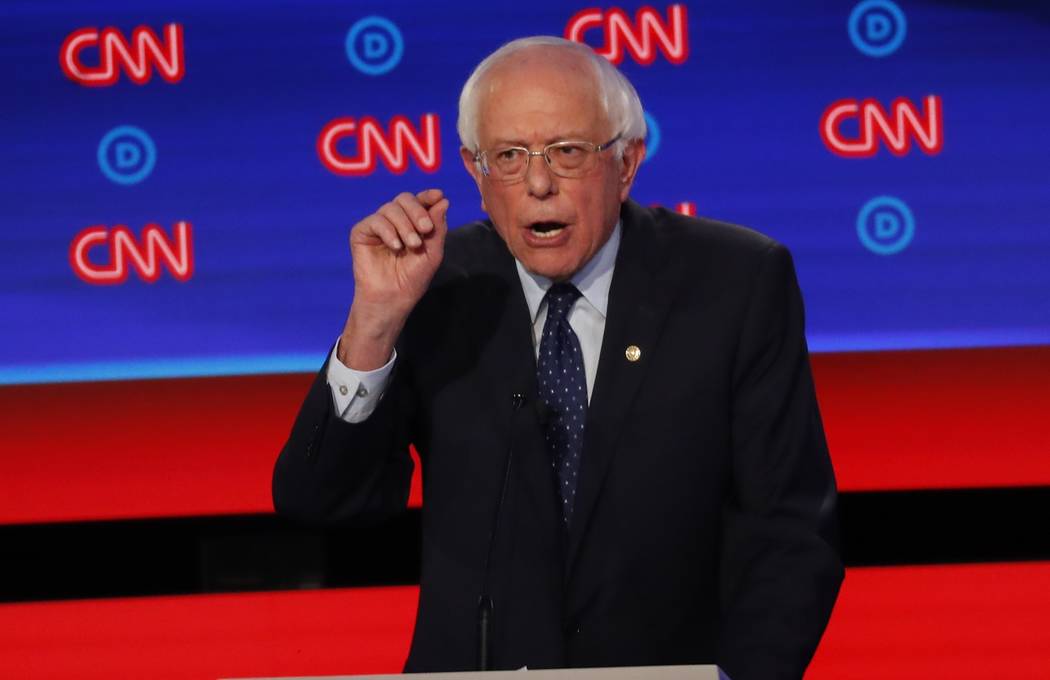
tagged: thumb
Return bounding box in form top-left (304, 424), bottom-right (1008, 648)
top-left (427, 198), bottom-right (450, 251)
top-left (429, 197), bottom-right (450, 232)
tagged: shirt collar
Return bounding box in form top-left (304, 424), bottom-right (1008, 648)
top-left (514, 220), bottom-right (621, 323)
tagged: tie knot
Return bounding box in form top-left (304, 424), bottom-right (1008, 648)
top-left (545, 282), bottom-right (581, 321)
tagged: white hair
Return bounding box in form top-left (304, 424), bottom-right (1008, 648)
top-left (456, 36), bottom-right (647, 157)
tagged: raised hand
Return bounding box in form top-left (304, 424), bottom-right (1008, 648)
top-left (339, 189), bottom-right (449, 370)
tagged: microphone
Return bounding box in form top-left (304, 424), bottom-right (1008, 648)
top-left (477, 391), bottom-right (527, 671)
top-left (477, 595), bottom-right (493, 672)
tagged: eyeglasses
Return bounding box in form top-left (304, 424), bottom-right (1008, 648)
top-left (473, 134), bottom-right (622, 182)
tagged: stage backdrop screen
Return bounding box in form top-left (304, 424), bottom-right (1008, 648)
top-left (3, 0), bottom-right (1048, 384)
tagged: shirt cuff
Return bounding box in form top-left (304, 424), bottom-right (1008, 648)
top-left (326, 340), bottom-right (397, 423)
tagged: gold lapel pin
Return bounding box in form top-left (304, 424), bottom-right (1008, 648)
top-left (625, 345), bottom-right (641, 362)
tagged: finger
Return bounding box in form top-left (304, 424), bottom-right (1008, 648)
top-left (377, 202), bottom-right (423, 249)
top-left (416, 188), bottom-right (444, 208)
top-left (428, 197), bottom-right (450, 233)
top-left (426, 198), bottom-right (450, 253)
top-left (394, 192), bottom-right (434, 235)
top-left (358, 214), bottom-right (403, 251)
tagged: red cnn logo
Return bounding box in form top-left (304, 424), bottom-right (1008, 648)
top-left (565, 4), bottom-right (689, 66)
top-left (59, 23), bottom-right (185, 86)
top-left (673, 201), bottom-right (696, 216)
top-left (652, 201), bottom-right (697, 216)
top-left (820, 95), bottom-right (944, 158)
top-left (318, 114), bottom-right (441, 176)
top-left (70, 222), bottom-right (194, 284)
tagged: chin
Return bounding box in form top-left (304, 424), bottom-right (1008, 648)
top-left (520, 255), bottom-right (578, 282)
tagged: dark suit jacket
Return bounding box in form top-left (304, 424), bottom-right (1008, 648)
top-left (273, 199), bottom-right (843, 680)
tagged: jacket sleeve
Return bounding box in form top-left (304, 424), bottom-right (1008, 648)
top-left (716, 243), bottom-right (844, 680)
top-left (271, 348), bottom-right (416, 526)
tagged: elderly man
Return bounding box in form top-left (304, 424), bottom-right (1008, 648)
top-left (274, 36), bottom-right (842, 680)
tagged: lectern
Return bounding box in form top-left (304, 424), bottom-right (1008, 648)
top-left (229, 665), bottom-right (728, 680)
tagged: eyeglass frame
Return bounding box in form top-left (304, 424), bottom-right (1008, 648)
top-left (472, 133), bottom-right (623, 182)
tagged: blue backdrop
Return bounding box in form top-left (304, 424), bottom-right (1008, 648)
top-left (3, 0), bottom-right (1048, 384)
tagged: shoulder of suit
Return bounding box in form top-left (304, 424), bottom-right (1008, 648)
top-left (444, 219), bottom-right (504, 259)
top-left (431, 204), bottom-right (790, 286)
top-left (630, 202), bottom-right (784, 258)
top-left (620, 202), bottom-right (792, 289)
top-left (432, 219), bottom-right (511, 282)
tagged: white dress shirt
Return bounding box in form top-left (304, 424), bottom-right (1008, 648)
top-left (326, 222), bottom-right (622, 423)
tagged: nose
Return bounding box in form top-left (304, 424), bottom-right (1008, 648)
top-left (524, 151), bottom-right (557, 198)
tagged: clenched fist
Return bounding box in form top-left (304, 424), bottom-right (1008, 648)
top-left (339, 189), bottom-right (449, 370)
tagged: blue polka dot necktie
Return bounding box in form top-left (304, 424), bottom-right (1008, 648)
top-left (536, 282), bottom-right (587, 526)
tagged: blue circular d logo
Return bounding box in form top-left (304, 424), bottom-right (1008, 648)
top-left (642, 111), bottom-right (660, 163)
top-left (98, 125), bottom-right (156, 185)
top-left (346, 17), bottom-right (404, 76)
top-left (857, 195), bottom-right (915, 255)
top-left (849, 0), bottom-right (907, 58)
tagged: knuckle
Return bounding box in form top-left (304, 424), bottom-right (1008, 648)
top-left (380, 207), bottom-right (407, 227)
top-left (405, 200), bottom-right (427, 218)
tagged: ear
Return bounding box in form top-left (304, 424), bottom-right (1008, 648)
top-left (460, 146), bottom-right (488, 212)
top-left (617, 139), bottom-right (646, 202)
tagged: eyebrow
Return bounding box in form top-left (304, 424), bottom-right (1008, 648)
top-left (489, 133), bottom-right (594, 148)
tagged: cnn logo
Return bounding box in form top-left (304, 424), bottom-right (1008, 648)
top-left (317, 114), bottom-right (441, 176)
top-left (70, 222), bottom-right (193, 284)
top-left (821, 95), bottom-right (943, 158)
top-left (565, 4), bottom-right (689, 66)
top-left (60, 23), bottom-right (185, 86)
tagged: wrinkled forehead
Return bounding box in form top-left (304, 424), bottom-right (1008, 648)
top-left (475, 47), bottom-right (608, 143)
top-left (480, 46), bottom-right (600, 101)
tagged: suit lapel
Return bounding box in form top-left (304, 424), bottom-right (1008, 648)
top-left (565, 201), bottom-right (677, 579)
top-left (463, 225), bottom-right (566, 586)
top-left (467, 228), bottom-right (542, 436)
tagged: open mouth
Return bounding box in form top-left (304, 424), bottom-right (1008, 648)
top-left (528, 221), bottom-right (568, 239)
